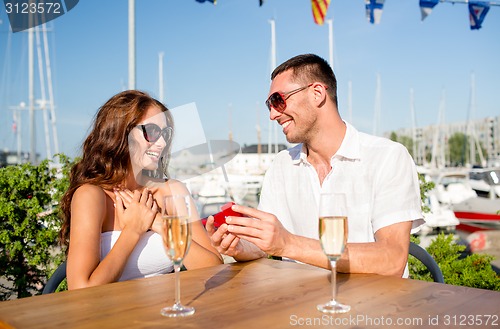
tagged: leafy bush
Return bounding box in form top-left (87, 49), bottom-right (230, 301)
top-left (409, 234), bottom-right (500, 290)
top-left (418, 173), bottom-right (434, 213)
top-left (0, 155), bottom-right (73, 300)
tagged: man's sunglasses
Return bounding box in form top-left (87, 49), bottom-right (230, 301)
top-left (265, 83), bottom-right (313, 113)
top-left (137, 123), bottom-right (173, 143)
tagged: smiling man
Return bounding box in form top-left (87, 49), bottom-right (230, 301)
top-left (207, 54), bottom-right (424, 277)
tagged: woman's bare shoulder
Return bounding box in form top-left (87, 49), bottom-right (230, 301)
top-left (72, 184), bottom-right (108, 204)
top-left (163, 179), bottom-right (190, 194)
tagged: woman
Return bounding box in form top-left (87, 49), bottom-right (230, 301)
top-left (59, 90), bottom-right (222, 290)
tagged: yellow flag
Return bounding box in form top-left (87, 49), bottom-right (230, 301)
top-left (312, 0), bottom-right (331, 25)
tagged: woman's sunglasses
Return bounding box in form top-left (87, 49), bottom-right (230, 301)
top-left (265, 83), bottom-right (313, 113)
top-left (137, 123), bottom-right (173, 143)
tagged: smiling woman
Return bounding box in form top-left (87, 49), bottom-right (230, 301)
top-left (58, 90), bottom-right (222, 290)
top-left (128, 106), bottom-right (174, 179)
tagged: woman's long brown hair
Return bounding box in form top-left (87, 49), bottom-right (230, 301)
top-left (59, 90), bottom-right (173, 249)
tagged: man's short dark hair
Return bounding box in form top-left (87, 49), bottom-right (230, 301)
top-left (271, 54), bottom-right (338, 107)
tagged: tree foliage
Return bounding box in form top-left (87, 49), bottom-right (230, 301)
top-left (448, 132), bottom-right (487, 166)
top-left (0, 155), bottom-right (73, 300)
top-left (389, 132), bottom-right (414, 158)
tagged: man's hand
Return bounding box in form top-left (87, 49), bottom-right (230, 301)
top-left (223, 205), bottom-right (292, 258)
top-left (206, 216), bottom-right (244, 257)
top-left (205, 207), bottom-right (267, 262)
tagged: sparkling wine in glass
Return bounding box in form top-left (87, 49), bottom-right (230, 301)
top-left (160, 194), bottom-right (195, 317)
top-left (317, 192), bottom-right (351, 314)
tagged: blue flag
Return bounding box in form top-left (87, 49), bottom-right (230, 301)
top-left (365, 0), bottom-right (385, 24)
top-left (469, 1), bottom-right (490, 30)
top-left (419, 0), bottom-right (439, 21)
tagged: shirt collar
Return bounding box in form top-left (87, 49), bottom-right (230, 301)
top-left (334, 121), bottom-right (361, 161)
top-left (289, 143), bottom-right (304, 165)
top-left (290, 121), bottom-right (361, 165)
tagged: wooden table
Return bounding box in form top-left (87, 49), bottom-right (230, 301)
top-left (0, 258), bottom-right (499, 328)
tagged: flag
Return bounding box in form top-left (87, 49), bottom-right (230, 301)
top-left (365, 0), bottom-right (385, 25)
top-left (12, 120), bottom-right (17, 134)
top-left (311, 0), bottom-right (331, 25)
top-left (259, 0), bottom-right (265, 6)
top-left (469, 1), bottom-right (490, 30)
top-left (195, 0), bottom-right (216, 4)
top-left (419, 0), bottom-right (439, 21)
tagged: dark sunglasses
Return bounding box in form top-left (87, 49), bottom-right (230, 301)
top-left (265, 83), bottom-right (313, 113)
top-left (137, 123), bottom-right (173, 143)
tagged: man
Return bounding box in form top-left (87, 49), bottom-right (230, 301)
top-left (207, 54), bottom-right (423, 277)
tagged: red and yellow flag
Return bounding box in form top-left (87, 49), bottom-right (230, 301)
top-left (311, 0), bottom-right (331, 25)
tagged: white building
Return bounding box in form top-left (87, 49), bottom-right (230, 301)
top-left (387, 116), bottom-right (500, 167)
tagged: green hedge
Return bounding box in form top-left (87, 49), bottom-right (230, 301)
top-left (0, 155), bottom-right (72, 300)
top-left (409, 234), bottom-right (500, 290)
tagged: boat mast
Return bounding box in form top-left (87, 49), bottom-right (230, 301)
top-left (268, 19), bottom-right (276, 155)
top-left (348, 80), bottom-right (352, 124)
top-left (128, 0), bottom-right (135, 90)
top-left (256, 101), bottom-right (262, 168)
top-left (228, 103), bottom-right (233, 142)
top-left (9, 21), bottom-right (59, 164)
top-left (42, 25), bottom-right (59, 156)
top-left (373, 73), bottom-right (381, 136)
top-left (467, 72), bottom-right (486, 167)
top-left (431, 89), bottom-right (446, 169)
top-left (35, 26), bottom-right (52, 159)
top-left (158, 52), bottom-right (164, 102)
top-left (10, 102), bottom-right (25, 164)
top-left (410, 88), bottom-right (417, 160)
top-left (29, 26), bottom-right (35, 163)
top-left (468, 72), bottom-right (475, 166)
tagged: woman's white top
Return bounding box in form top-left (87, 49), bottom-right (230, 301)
top-left (100, 230), bottom-right (173, 281)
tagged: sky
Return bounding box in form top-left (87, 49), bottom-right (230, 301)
top-left (0, 0), bottom-right (499, 160)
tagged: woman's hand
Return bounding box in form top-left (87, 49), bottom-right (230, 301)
top-left (149, 211), bottom-right (164, 235)
top-left (114, 188), bottom-right (158, 235)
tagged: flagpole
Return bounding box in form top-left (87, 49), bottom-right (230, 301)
top-left (326, 19), bottom-right (333, 70)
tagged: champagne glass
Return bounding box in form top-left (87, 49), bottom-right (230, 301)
top-left (317, 192), bottom-right (351, 314)
top-left (160, 194), bottom-right (195, 317)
